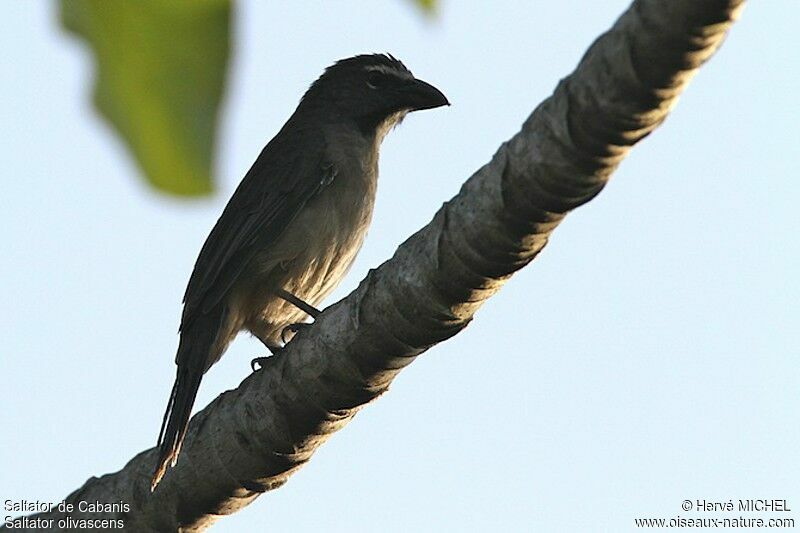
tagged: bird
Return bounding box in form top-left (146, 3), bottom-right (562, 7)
top-left (152, 54), bottom-right (448, 490)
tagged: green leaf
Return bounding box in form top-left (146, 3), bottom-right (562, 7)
top-left (60, 0), bottom-right (231, 197)
top-left (409, 0), bottom-right (437, 15)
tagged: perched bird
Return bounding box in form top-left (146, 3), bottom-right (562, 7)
top-left (152, 54), bottom-right (448, 489)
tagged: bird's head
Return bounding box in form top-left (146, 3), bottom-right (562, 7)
top-left (298, 54), bottom-right (449, 136)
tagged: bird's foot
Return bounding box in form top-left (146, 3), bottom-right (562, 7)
top-left (275, 288), bottom-right (321, 318)
top-left (251, 323), bottom-right (312, 371)
top-left (251, 343), bottom-right (282, 372)
top-left (251, 357), bottom-right (272, 372)
top-left (281, 322), bottom-right (312, 344)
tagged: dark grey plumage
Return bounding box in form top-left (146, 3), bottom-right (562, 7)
top-left (153, 54), bottom-right (448, 489)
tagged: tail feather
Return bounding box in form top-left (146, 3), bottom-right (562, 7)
top-left (152, 363), bottom-right (203, 491)
top-left (152, 305), bottom-right (226, 491)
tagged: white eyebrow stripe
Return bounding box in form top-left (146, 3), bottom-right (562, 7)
top-left (364, 64), bottom-right (414, 80)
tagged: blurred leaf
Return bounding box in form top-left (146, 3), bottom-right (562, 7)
top-left (409, 0), bottom-right (437, 15)
top-left (61, 0), bottom-right (231, 197)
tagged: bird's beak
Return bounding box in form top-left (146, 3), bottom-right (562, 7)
top-left (405, 78), bottom-right (450, 111)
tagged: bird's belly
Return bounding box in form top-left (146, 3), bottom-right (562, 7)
top-left (239, 177), bottom-right (375, 344)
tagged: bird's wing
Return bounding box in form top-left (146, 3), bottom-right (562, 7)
top-left (181, 127), bottom-right (335, 328)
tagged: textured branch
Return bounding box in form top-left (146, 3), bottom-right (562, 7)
top-left (9, 1), bottom-right (744, 531)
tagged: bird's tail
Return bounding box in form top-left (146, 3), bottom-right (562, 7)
top-left (151, 361), bottom-right (203, 491)
top-left (151, 311), bottom-right (224, 491)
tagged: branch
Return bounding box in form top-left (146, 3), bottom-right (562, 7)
top-left (9, 0), bottom-right (744, 531)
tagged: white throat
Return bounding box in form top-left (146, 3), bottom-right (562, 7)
top-left (375, 110), bottom-right (409, 145)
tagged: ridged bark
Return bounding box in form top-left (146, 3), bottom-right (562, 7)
top-left (7, 0), bottom-right (745, 530)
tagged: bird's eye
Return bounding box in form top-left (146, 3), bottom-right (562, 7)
top-left (366, 72), bottom-right (387, 90)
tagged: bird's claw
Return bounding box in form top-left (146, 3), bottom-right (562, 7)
top-left (251, 356), bottom-right (272, 372)
top-left (281, 322), bottom-right (311, 344)
top-left (252, 324), bottom-right (311, 370)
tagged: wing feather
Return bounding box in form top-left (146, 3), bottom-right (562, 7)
top-left (180, 125), bottom-right (335, 328)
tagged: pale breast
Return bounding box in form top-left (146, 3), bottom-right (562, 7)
top-left (240, 140), bottom-right (379, 344)
top-left (281, 167), bottom-right (376, 300)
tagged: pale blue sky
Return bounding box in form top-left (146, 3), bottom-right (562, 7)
top-left (1, 2), bottom-right (798, 531)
